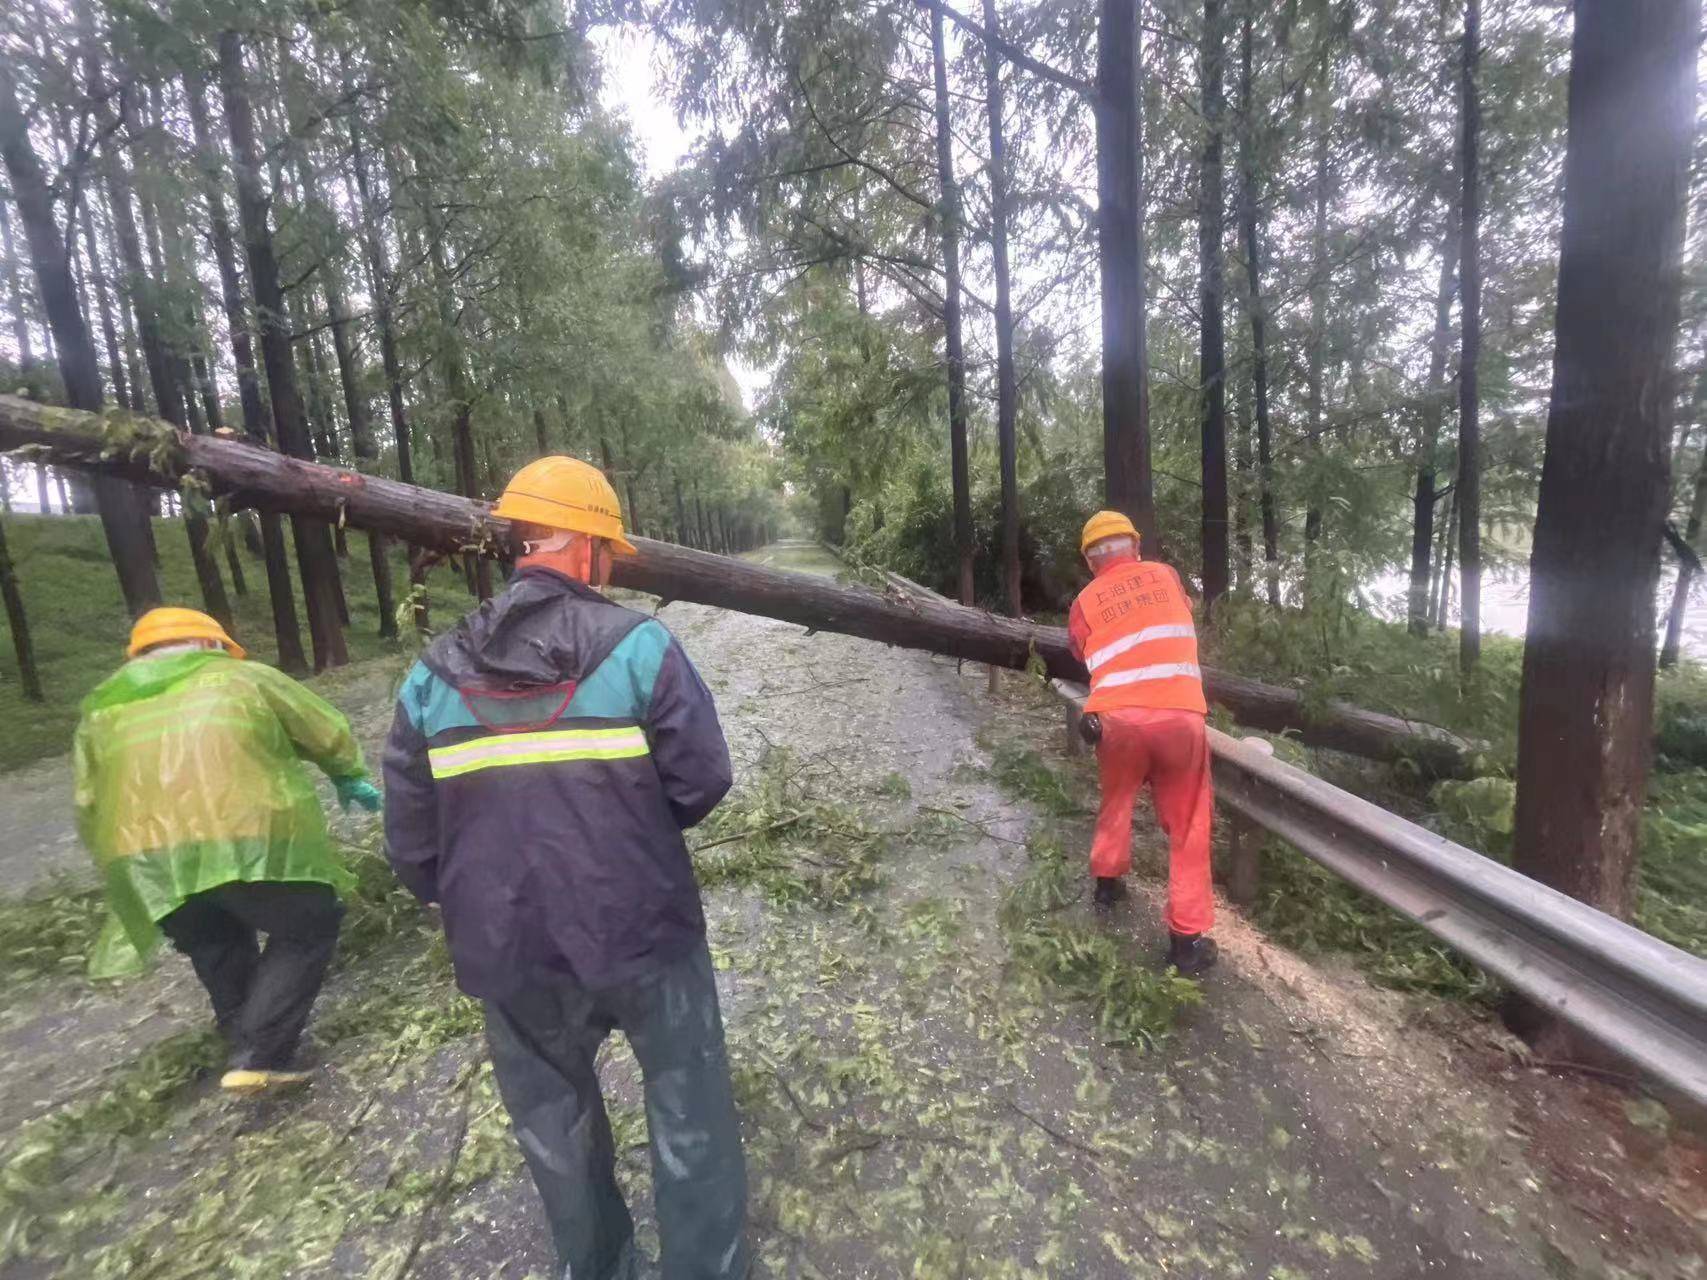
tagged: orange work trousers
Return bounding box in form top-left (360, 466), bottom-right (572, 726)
top-left (1090, 706), bottom-right (1215, 937)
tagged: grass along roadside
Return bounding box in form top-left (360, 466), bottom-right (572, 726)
top-left (0, 514), bottom-right (475, 772)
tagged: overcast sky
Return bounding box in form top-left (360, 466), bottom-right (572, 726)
top-left (591, 25), bottom-right (773, 411)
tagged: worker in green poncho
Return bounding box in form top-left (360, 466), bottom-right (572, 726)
top-left (74, 607), bottom-right (381, 1095)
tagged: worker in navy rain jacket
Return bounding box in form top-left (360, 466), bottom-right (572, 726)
top-left (382, 455), bottom-right (746, 1280)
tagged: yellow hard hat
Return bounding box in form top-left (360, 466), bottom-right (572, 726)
top-left (127, 607), bottom-right (246, 660)
top-left (1080, 510), bottom-right (1140, 555)
top-left (490, 455), bottom-right (638, 556)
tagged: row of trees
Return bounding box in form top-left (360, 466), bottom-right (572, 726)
top-left (661, 0), bottom-right (1595, 635)
top-left (0, 0), bottom-right (783, 679)
top-left (648, 0), bottom-right (1701, 1042)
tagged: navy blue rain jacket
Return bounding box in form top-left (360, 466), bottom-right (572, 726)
top-left (382, 568), bottom-right (732, 998)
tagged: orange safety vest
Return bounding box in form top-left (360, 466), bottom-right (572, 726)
top-left (1073, 559), bottom-right (1208, 716)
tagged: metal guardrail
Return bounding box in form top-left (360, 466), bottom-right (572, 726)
top-left (1048, 678), bottom-right (1707, 1108)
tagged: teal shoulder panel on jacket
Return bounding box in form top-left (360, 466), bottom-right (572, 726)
top-left (402, 660), bottom-right (481, 739)
top-left (567, 619), bottom-right (671, 721)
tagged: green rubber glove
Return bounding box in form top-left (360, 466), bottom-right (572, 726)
top-left (335, 777), bottom-right (382, 814)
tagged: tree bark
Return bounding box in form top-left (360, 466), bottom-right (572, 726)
top-left (930, 4), bottom-right (976, 606)
top-left (0, 391), bottom-right (1484, 776)
top-left (76, 195), bottom-right (132, 413)
top-left (424, 198), bottom-right (490, 599)
top-left (1096, 0), bottom-right (1156, 550)
top-left (1457, 0), bottom-right (1483, 676)
top-left (1302, 87), bottom-right (1330, 580)
top-left (0, 192), bottom-right (32, 367)
top-left (1409, 235), bottom-right (1460, 636)
top-left (100, 187), bottom-right (148, 417)
top-left (0, 52), bottom-right (159, 615)
top-left (1434, 486), bottom-right (1457, 630)
top-left (0, 512), bottom-right (41, 700)
top-left (1661, 375), bottom-right (1707, 667)
top-left (1234, 335), bottom-right (1253, 591)
top-left (1237, 14), bottom-right (1280, 607)
top-left (288, 98), bottom-right (391, 639)
top-left (186, 73), bottom-right (304, 673)
top-left (674, 472), bottom-right (691, 547)
top-left (217, 29), bottom-right (347, 670)
top-left (348, 99), bottom-right (412, 487)
top-left (104, 69), bottom-right (232, 633)
top-left (1198, 0), bottom-right (1229, 610)
top-left (981, 0), bottom-right (1022, 618)
top-left (1512, 0), bottom-right (1698, 945)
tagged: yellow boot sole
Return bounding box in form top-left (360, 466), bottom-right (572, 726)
top-left (219, 1068), bottom-right (313, 1096)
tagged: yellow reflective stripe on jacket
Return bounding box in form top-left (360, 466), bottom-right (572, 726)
top-left (428, 727), bottom-right (650, 779)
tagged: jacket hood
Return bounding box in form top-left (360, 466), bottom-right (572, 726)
top-left (82, 651), bottom-right (231, 714)
top-left (424, 567), bottom-right (644, 689)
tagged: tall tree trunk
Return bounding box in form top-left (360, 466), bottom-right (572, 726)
top-left (1511, 0), bottom-right (1697, 1053)
top-left (1409, 235), bottom-right (1459, 636)
top-left (1096, 0), bottom-right (1155, 550)
top-left (1434, 487), bottom-right (1457, 630)
top-left (76, 196), bottom-right (131, 412)
top-left (424, 202), bottom-right (490, 599)
top-left (674, 472), bottom-right (691, 547)
top-left (1198, 0), bottom-right (1229, 609)
top-left (348, 103), bottom-right (412, 486)
top-left (1237, 15), bottom-right (1280, 607)
top-left (187, 73), bottom-right (304, 672)
top-left (100, 188), bottom-right (148, 416)
top-left (292, 110), bottom-right (392, 638)
top-left (931, 5), bottom-right (976, 606)
top-left (0, 512), bottom-right (41, 700)
top-left (1661, 374), bottom-right (1707, 667)
top-left (982, 0), bottom-right (1022, 618)
top-left (107, 74), bottom-right (233, 633)
top-left (218, 29), bottom-right (347, 670)
top-left (0, 53), bottom-right (158, 614)
top-left (1302, 89), bottom-right (1329, 581)
top-left (1456, 0), bottom-right (1483, 676)
top-left (0, 193), bottom-right (32, 366)
top-left (1234, 339), bottom-right (1253, 590)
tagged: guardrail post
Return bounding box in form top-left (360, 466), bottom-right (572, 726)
top-left (1226, 813), bottom-right (1260, 905)
top-left (1063, 698), bottom-right (1084, 756)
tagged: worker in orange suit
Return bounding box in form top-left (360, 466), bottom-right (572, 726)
top-left (1066, 511), bottom-right (1217, 975)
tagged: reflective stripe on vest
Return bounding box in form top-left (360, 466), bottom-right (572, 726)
top-left (1096, 662), bottom-right (1204, 690)
top-left (428, 726), bottom-right (649, 779)
top-left (1076, 559), bottom-right (1206, 713)
top-left (1085, 624), bottom-right (1197, 673)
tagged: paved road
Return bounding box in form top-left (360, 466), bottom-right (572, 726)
top-left (0, 544), bottom-right (1697, 1278)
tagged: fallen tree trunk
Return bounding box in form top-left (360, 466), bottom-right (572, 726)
top-left (0, 394), bottom-right (1478, 775)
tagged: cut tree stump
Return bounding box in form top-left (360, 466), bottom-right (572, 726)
top-left (0, 394), bottom-right (1478, 775)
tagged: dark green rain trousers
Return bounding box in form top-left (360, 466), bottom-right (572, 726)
top-left (484, 942), bottom-right (749, 1280)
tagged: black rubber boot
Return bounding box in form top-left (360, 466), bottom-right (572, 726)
top-left (1168, 932), bottom-right (1219, 976)
top-left (1092, 876), bottom-right (1128, 908)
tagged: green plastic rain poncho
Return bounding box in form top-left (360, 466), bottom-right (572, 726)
top-left (73, 650), bottom-right (367, 978)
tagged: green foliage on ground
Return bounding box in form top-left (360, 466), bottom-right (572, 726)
top-left (0, 832), bottom-right (428, 992)
top-left (977, 737), bottom-right (1201, 1048)
top-left (1249, 844), bottom-right (1504, 1002)
top-left (1000, 834), bottom-right (1203, 1048)
top-left (0, 513), bottom-right (471, 772)
top-left (691, 746), bottom-right (905, 912)
top-left (0, 875), bottom-right (107, 983)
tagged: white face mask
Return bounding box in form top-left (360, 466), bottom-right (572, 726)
top-left (139, 640), bottom-right (221, 659)
top-left (521, 530), bottom-right (576, 556)
top-left (1087, 535), bottom-right (1138, 565)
